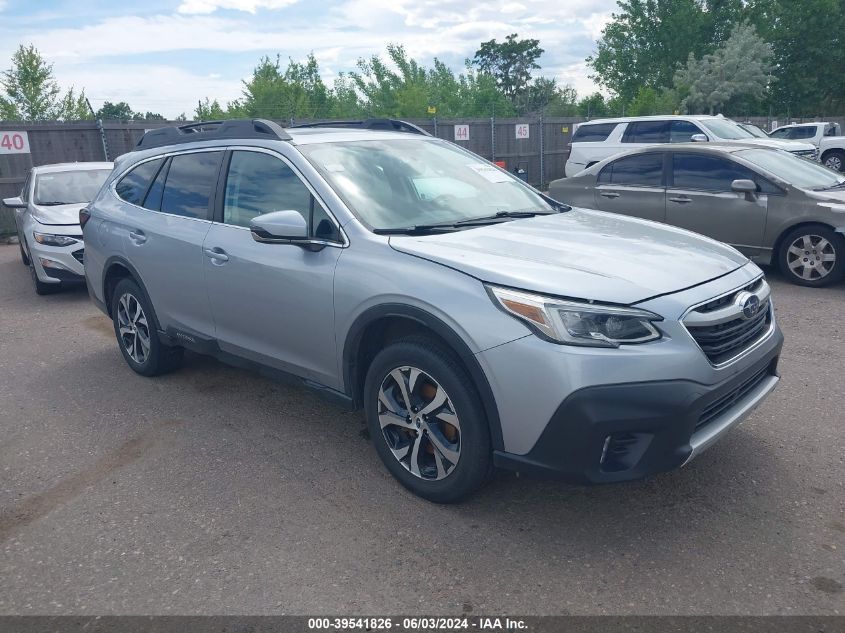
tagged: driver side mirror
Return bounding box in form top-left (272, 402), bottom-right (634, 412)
top-left (3, 196), bottom-right (25, 209)
top-left (690, 134), bottom-right (708, 143)
top-left (731, 179), bottom-right (759, 201)
top-left (250, 210), bottom-right (308, 243)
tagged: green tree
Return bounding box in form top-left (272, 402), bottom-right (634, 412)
top-left (195, 97), bottom-right (227, 120)
top-left (1, 44), bottom-right (61, 120)
top-left (472, 33), bottom-right (543, 103)
top-left (239, 53), bottom-right (334, 121)
top-left (578, 92), bottom-right (610, 118)
top-left (674, 22), bottom-right (773, 114)
top-left (588, 0), bottom-right (744, 103)
top-left (749, 0), bottom-right (843, 115)
top-left (96, 101), bottom-right (134, 120)
top-left (55, 87), bottom-right (92, 120)
top-left (626, 86), bottom-right (680, 115)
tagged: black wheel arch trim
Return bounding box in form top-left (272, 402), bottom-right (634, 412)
top-left (102, 256), bottom-right (163, 333)
top-left (343, 303), bottom-right (505, 451)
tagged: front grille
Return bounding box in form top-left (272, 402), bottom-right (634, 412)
top-left (683, 279), bottom-right (772, 365)
top-left (72, 248), bottom-right (84, 264)
top-left (697, 366), bottom-right (770, 431)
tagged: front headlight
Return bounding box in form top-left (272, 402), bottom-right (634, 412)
top-left (487, 285), bottom-right (663, 347)
top-left (33, 232), bottom-right (79, 247)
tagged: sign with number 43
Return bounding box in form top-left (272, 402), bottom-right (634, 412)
top-left (0, 131), bottom-right (31, 154)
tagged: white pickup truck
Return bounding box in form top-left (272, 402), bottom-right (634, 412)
top-left (770, 122), bottom-right (845, 171)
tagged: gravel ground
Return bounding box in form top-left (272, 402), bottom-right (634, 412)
top-left (0, 243), bottom-right (843, 615)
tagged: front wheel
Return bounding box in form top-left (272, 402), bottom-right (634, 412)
top-left (110, 277), bottom-right (183, 376)
top-left (779, 225), bottom-right (845, 287)
top-left (363, 336), bottom-right (492, 503)
top-left (823, 150), bottom-right (845, 172)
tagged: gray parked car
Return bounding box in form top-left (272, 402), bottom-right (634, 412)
top-left (550, 144), bottom-right (845, 287)
top-left (3, 162), bottom-right (113, 294)
top-left (83, 119), bottom-right (783, 502)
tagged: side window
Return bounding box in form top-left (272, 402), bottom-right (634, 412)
top-left (622, 121), bottom-right (669, 143)
top-left (769, 128), bottom-right (790, 139)
top-left (791, 126), bottom-right (816, 140)
top-left (160, 151), bottom-right (223, 219)
top-left (670, 121), bottom-right (704, 143)
top-left (115, 158), bottom-right (164, 207)
top-left (599, 153), bottom-right (664, 187)
top-left (672, 153), bottom-right (759, 192)
top-left (142, 158), bottom-right (169, 211)
top-left (223, 150), bottom-right (339, 241)
top-left (571, 123), bottom-right (618, 142)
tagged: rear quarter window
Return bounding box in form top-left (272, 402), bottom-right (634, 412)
top-left (572, 123), bottom-right (618, 143)
top-left (115, 159), bottom-right (164, 206)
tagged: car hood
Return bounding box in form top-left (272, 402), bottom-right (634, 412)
top-left (31, 202), bottom-right (85, 226)
top-left (725, 138), bottom-right (816, 152)
top-left (388, 209), bottom-right (748, 305)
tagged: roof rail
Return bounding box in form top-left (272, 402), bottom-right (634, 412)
top-left (135, 118), bottom-right (292, 150)
top-left (290, 118), bottom-right (431, 136)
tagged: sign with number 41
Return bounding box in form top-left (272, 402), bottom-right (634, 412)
top-left (454, 124), bottom-right (469, 141)
top-left (515, 124), bottom-right (529, 139)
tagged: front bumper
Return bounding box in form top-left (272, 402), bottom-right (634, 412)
top-left (492, 333), bottom-right (783, 483)
top-left (26, 223), bottom-right (85, 284)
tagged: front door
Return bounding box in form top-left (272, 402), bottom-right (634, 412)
top-left (666, 152), bottom-right (768, 255)
top-left (202, 149), bottom-right (345, 388)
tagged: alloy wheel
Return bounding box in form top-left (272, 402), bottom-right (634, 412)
top-left (117, 292), bottom-right (151, 364)
top-left (825, 155), bottom-right (843, 171)
top-left (377, 366), bottom-right (461, 481)
top-left (786, 234), bottom-right (837, 281)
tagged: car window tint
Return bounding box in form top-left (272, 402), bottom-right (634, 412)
top-left (223, 151), bottom-right (314, 229)
top-left (769, 128), bottom-right (790, 139)
top-left (572, 123), bottom-right (617, 142)
top-left (670, 121), bottom-right (703, 143)
top-left (791, 126), bottom-right (816, 139)
top-left (622, 121), bottom-right (669, 143)
top-left (160, 152), bottom-right (222, 219)
top-left (116, 158), bottom-right (164, 206)
top-left (600, 153), bottom-right (664, 186)
top-left (672, 153), bottom-right (758, 192)
top-left (142, 158), bottom-right (169, 211)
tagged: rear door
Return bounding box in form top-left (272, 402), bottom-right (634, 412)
top-left (594, 152), bottom-right (667, 222)
top-left (665, 152), bottom-right (770, 255)
top-left (116, 151), bottom-right (222, 337)
top-left (202, 148), bottom-right (344, 387)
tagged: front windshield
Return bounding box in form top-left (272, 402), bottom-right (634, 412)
top-left (299, 139), bottom-right (554, 230)
top-left (701, 119), bottom-right (755, 140)
top-left (769, 128), bottom-right (791, 139)
top-left (35, 169), bottom-right (112, 205)
top-left (736, 148), bottom-right (845, 189)
top-left (742, 124), bottom-right (769, 138)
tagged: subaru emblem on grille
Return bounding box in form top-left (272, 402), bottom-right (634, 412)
top-left (737, 292), bottom-right (760, 320)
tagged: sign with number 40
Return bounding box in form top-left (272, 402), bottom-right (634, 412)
top-left (0, 131), bottom-right (31, 154)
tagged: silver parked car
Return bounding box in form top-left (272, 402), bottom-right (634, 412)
top-left (550, 144), bottom-right (845, 287)
top-left (83, 119), bottom-right (783, 502)
top-left (3, 162), bottom-right (113, 294)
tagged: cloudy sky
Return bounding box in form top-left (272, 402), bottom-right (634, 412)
top-left (0, 0), bottom-right (618, 118)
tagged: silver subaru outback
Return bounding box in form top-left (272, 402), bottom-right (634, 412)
top-left (83, 119), bottom-right (784, 502)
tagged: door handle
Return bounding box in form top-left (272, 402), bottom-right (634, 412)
top-left (600, 192), bottom-right (620, 199)
top-left (203, 247), bottom-right (229, 264)
top-left (669, 196), bottom-right (692, 204)
top-left (128, 230), bottom-right (147, 244)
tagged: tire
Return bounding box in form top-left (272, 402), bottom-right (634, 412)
top-left (110, 277), bottom-right (183, 376)
top-left (29, 258), bottom-right (61, 295)
top-left (363, 335), bottom-right (492, 503)
top-left (19, 238), bottom-right (29, 266)
top-left (823, 150), bottom-right (845, 172)
top-left (778, 224), bottom-right (845, 287)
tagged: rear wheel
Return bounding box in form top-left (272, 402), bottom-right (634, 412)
top-left (823, 150), bottom-right (845, 172)
top-left (111, 277), bottom-right (183, 376)
top-left (364, 336), bottom-right (492, 503)
top-left (778, 225), bottom-right (845, 287)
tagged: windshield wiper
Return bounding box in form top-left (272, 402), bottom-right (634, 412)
top-left (817, 181), bottom-right (845, 191)
top-left (372, 224), bottom-right (462, 235)
top-left (453, 210), bottom-right (556, 226)
top-left (38, 201), bottom-right (74, 206)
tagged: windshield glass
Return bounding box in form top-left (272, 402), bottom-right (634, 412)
top-left (35, 169), bottom-right (112, 205)
top-left (741, 124), bottom-right (769, 138)
top-left (299, 139), bottom-right (554, 230)
top-left (701, 119), bottom-right (755, 140)
top-left (736, 148), bottom-right (845, 189)
top-left (769, 128), bottom-right (791, 139)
